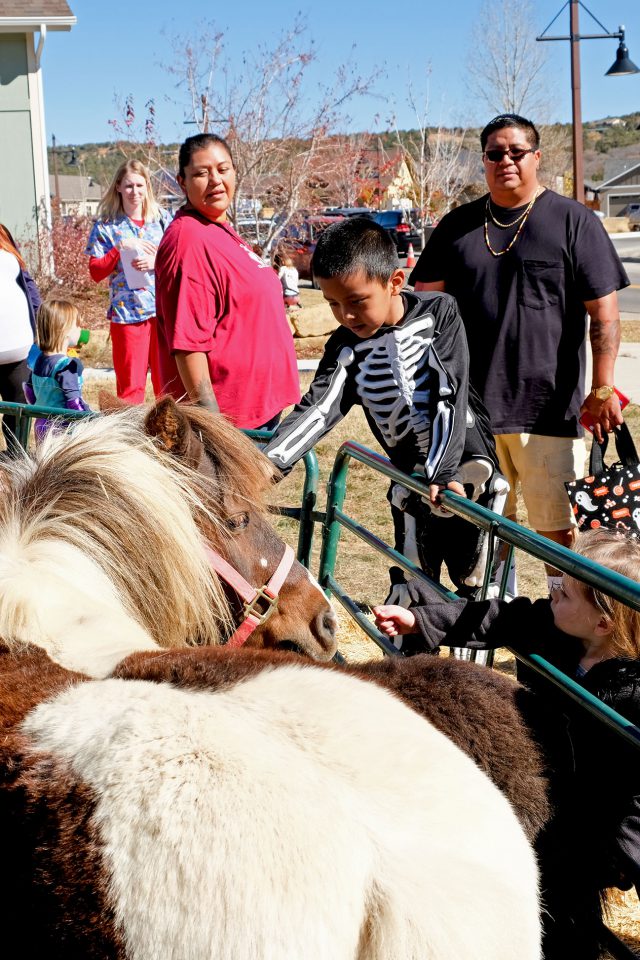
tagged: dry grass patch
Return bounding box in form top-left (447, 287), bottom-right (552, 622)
top-left (622, 319), bottom-right (640, 342)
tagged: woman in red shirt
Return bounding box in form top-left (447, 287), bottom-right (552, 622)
top-left (154, 134), bottom-right (300, 429)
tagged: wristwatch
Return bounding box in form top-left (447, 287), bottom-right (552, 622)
top-left (591, 385), bottom-right (615, 401)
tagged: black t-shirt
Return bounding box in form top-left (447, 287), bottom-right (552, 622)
top-left (409, 190), bottom-right (629, 437)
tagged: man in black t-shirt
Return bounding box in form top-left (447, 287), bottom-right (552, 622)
top-left (410, 113), bottom-right (629, 594)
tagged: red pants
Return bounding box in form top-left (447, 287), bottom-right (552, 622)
top-left (110, 319), bottom-right (162, 404)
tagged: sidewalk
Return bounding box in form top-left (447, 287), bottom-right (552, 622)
top-left (85, 348), bottom-right (638, 403)
top-left (587, 342), bottom-right (639, 404)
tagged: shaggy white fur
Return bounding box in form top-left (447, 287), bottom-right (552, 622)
top-left (0, 413), bottom-right (232, 676)
top-left (23, 664), bottom-right (541, 960)
top-left (0, 536), bottom-right (157, 677)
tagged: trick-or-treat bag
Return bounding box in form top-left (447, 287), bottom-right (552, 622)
top-left (566, 423), bottom-right (640, 538)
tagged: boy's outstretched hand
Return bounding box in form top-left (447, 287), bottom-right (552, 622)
top-left (373, 605), bottom-right (417, 637)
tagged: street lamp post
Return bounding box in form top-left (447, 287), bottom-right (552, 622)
top-left (537, 0), bottom-right (639, 205)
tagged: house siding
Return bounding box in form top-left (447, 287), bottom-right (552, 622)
top-left (0, 33), bottom-right (38, 246)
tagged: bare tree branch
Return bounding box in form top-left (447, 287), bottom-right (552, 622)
top-left (392, 70), bottom-right (475, 241)
top-left (161, 20), bottom-right (378, 247)
top-left (467, 0), bottom-right (551, 118)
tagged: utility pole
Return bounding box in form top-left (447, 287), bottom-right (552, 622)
top-left (569, 0), bottom-right (584, 205)
top-left (537, 0), bottom-right (639, 205)
top-left (201, 94), bottom-right (209, 133)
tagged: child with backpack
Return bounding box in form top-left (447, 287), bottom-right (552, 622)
top-left (24, 298), bottom-right (91, 440)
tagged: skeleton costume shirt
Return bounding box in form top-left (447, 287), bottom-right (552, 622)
top-left (265, 291), bottom-right (505, 597)
top-left (266, 291), bottom-right (468, 482)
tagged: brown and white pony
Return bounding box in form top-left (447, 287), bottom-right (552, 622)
top-left (0, 641), bottom-right (541, 959)
top-left (0, 400), bottom-right (336, 678)
top-left (4, 396), bottom-right (550, 838)
top-left (140, 398), bottom-right (551, 844)
top-left (0, 402), bottom-right (544, 958)
top-left (138, 401), bottom-right (612, 957)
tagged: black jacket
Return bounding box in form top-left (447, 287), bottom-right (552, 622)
top-left (406, 579), bottom-right (640, 892)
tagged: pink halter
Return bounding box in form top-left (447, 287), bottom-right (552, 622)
top-left (204, 544), bottom-right (295, 647)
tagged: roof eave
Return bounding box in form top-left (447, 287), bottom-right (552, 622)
top-left (0, 16), bottom-right (76, 32)
top-left (597, 161), bottom-right (640, 189)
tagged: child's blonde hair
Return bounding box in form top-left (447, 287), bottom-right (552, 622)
top-left (98, 159), bottom-right (161, 222)
top-left (574, 529), bottom-right (640, 658)
top-left (37, 299), bottom-right (80, 355)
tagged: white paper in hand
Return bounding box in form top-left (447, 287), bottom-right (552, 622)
top-left (120, 245), bottom-right (152, 289)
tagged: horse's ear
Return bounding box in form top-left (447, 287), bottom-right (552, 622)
top-left (144, 396), bottom-right (203, 468)
top-left (99, 390), bottom-right (127, 413)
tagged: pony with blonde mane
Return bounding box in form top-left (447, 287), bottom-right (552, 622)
top-left (0, 399), bottom-right (337, 677)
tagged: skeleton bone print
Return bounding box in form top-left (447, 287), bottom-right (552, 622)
top-left (352, 316), bottom-right (456, 478)
top-left (265, 298), bottom-right (465, 485)
top-left (264, 291), bottom-right (504, 591)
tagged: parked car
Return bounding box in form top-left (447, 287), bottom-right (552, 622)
top-left (234, 218), bottom-right (274, 247)
top-left (276, 214), bottom-right (344, 287)
top-left (622, 203), bottom-right (640, 231)
top-left (323, 207), bottom-right (423, 257)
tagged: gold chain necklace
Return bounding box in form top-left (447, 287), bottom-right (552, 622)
top-left (484, 188), bottom-right (541, 258)
top-left (487, 198), bottom-right (530, 228)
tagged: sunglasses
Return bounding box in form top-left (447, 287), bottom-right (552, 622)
top-left (483, 148), bottom-right (536, 163)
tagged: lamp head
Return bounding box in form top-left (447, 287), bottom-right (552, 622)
top-left (606, 30), bottom-right (640, 76)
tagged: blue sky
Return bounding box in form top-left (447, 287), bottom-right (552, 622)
top-left (43, 0), bottom-right (640, 146)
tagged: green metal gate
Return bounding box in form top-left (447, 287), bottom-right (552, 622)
top-left (317, 439), bottom-right (640, 960)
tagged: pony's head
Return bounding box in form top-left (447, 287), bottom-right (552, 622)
top-left (141, 397), bottom-right (338, 661)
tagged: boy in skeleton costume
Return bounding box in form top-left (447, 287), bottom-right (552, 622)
top-left (264, 218), bottom-right (507, 606)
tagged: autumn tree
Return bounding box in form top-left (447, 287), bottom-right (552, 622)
top-left (393, 72), bottom-right (476, 241)
top-left (465, 3), bottom-right (571, 192)
top-left (312, 133), bottom-right (374, 209)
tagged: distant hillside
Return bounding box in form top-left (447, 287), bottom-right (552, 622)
top-left (50, 112), bottom-right (640, 189)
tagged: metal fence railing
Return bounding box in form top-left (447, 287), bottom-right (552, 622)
top-left (316, 440), bottom-right (640, 959)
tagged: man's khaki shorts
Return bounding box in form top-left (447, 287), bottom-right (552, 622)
top-left (494, 433), bottom-right (588, 532)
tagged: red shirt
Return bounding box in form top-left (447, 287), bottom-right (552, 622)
top-left (155, 209), bottom-right (300, 429)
